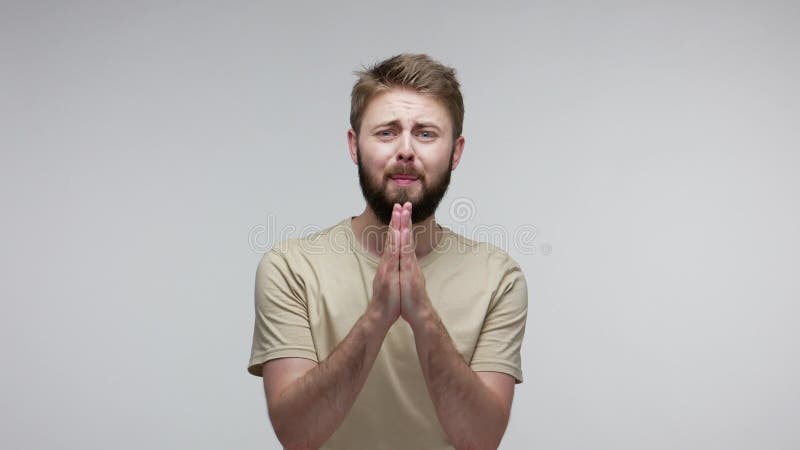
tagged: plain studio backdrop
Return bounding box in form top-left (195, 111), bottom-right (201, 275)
top-left (1, 1), bottom-right (798, 449)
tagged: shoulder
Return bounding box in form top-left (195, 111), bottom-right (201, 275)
top-left (440, 227), bottom-right (528, 305)
top-left (263, 222), bottom-right (350, 259)
top-left (259, 219), bottom-right (352, 265)
top-left (441, 226), bottom-right (525, 273)
top-left (255, 220), bottom-right (351, 294)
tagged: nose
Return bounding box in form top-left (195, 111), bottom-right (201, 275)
top-left (396, 132), bottom-right (415, 163)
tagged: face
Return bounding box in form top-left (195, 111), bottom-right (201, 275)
top-left (348, 88), bottom-right (464, 225)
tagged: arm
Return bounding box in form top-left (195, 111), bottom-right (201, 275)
top-left (262, 306), bottom-right (391, 450)
top-left (261, 207), bottom-right (404, 450)
top-left (410, 309), bottom-right (514, 450)
top-left (395, 202), bottom-right (521, 450)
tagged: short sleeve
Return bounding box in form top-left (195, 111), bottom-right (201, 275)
top-left (469, 259), bottom-right (528, 384)
top-left (247, 246), bottom-right (318, 377)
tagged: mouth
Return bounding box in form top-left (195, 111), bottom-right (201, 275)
top-left (390, 174), bottom-right (419, 186)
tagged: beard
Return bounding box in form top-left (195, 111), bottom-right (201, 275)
top-left (357, 145), bottom-right (454, 225)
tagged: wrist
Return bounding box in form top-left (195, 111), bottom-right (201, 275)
top-left (365, 301), bottom-right (396, 336)
top-left (407, 302), bottom-right (438, 335)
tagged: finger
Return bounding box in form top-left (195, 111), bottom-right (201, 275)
top-left (402, 206), bottom-right (420, 270)
top-left (401, 204), bottom-right (413, 251)
top-left (400, 208), bottom-right (413, 260)
top-left (398, 207), bottom-right (406, 251)
top-left (381, 205), bottom-right (400, 264)
top-left (391, 206), bottom-right (401, 266)
top-left (404, 202), bottom-right (414, 249)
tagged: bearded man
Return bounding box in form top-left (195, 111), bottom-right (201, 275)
top-left (247, 53), bottom-right (529, 450)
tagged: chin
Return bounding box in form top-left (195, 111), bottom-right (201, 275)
top-left (387, 193), bottom-right (422, 206)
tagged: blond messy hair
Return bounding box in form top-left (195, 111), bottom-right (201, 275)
top-left (349, 53), bottom-right (465, 140)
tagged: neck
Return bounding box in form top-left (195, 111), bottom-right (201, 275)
top-left (351, 206), bottom-right (442, 260)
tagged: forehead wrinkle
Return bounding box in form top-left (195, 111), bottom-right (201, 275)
top-left (383, 103), bottom-right (443, 130)
top-left (362, 90), bottom-right (449, 131)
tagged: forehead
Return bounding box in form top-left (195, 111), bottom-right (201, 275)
top-left (361, 88), bottom-right (451, 129)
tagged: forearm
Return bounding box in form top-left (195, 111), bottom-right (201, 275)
top-left (269, 306), bottom-right (390, 450)
top-left (412, 309), bottom-right (509, 450)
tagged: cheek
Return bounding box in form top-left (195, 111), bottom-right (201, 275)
top-left (361, 158), bottom-right (389, 182)
top-left (363, 153), bottom-right (393, 173)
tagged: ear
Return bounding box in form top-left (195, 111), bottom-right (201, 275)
top-left (347, 129), bottom-right (359, 165)
top-left (450, 135), bottom-right (465, 171)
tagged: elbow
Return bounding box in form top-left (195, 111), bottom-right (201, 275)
top-left (452, 416), bottom-right (508, 450)
top-left (281, 443), bottom-right (314, 450)
top-left (453, 441), bottom-right (501, 450)
top-left (452, 433), bottom-right (503, 450)
top-left (269, 408), bottom-right (315, 450)
top-left (272, 427), bottom-right (315, 450)
top-left (282, 444), bottom-right (314, 450)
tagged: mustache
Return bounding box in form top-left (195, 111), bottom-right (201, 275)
top-left (388, 169), bottom-right (422, 178)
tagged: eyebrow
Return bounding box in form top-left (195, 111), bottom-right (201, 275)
top-left (415, 122), bottom-right (442, 131)
top-left (371, 120), bottom-right (442, 131)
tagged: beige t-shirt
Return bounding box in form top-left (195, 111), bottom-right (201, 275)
top-left (247, 217), bottom-right (528, 450)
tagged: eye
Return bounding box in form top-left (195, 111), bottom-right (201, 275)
top-left (417, 130), bottom-right (437, 140)
top-left (377, 129), bottom-right (396, 139)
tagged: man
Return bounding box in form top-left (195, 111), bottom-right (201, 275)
top-left (247, 53), bottom-right (528, 450)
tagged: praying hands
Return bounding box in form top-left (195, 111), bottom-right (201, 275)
top-left (369, 202), bottom-right (435, 331)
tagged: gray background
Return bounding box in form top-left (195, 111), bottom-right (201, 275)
top-left (2, 1), bottom-right (798, 449)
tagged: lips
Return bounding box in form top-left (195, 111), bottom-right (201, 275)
top-left (391, 174), bottom-right (419, 181)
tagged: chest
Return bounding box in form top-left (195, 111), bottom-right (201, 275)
top-left (304, 256), bottom-right (494, 363)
